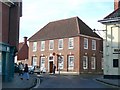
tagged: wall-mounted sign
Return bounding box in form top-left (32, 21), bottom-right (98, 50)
top-left (113, 48), bottom-right (120, 54)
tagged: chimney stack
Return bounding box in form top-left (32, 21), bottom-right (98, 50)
top-left (114, 0), bottom-right (120, 10)
top-left (24, 37), bottom-right (27, 44)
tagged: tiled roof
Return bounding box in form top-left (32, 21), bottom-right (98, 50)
top-left (18, 42), bottom-right (24, 50)
top-left (28, 17), bottom-right (101, 41)
top-left (17, 42), bottom-right (29, 60)
top-left (104, 8), bottom-right (120, 19)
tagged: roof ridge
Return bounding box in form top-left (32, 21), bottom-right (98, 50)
top-left (49, 16), bottom-right (79, 23)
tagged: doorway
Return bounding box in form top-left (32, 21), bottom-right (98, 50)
top-left (49, 61), bottom-right (53, 73)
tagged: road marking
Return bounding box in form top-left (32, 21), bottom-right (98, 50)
top-left (33, 78), bottom-right (41, 88)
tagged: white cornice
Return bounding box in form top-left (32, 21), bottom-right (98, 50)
top-left (98, 17), bottom-right (120, 24)
top-left (1, 0), bottom-right (14, 7)
top-left (79, 34), bottom-right (102, 40)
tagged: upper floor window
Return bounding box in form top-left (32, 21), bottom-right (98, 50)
top-left (49, 40), bottom-right (54, 50)
top-left (92, 40), bottom-right (96, 50)
top-left (33, 42), bottom-right (37, 52)
top-left (41, 41), bottom-right (45, 51)
top-left (58, 39), bottom-right (63, 50)
top-left (84, 38), bottom-right (88, 49)
top-left (68, 38), bottom-right (74, 49)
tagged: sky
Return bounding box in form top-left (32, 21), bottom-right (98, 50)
top-left (19, 0), bottom-right (114, 42)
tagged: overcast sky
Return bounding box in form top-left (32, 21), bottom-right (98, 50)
top-left (19, 0), bottom-right (114, 42)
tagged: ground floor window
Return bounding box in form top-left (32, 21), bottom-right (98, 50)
top-left (113, 59), bottom-right (119, 68)
top-left (0, 52), bottom-right (1, 74)
top-left (58, 56), bottom-right (64, 69)
top-left (40, 57), bottom-right (45, 68)
top-left (68, 55), bottom-right (74, 70)
top-left (91, 57), bottom-right (96, 69)
top-left (83, 56), bottom-right (88, 69)
top-left (102, 58), bottom-right (104, 69)
top-left (32, 56), bottom-right (37, 66)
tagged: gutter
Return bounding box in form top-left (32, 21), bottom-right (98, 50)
top-left (98, 17), bottom-right (120, 24)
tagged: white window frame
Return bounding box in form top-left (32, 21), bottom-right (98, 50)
top-left (58, 56), bottom-right (64, 69)
top-left (49, 40), bottom-right (54, 50)
top-left (68, 56), bottom-right (74, 70)
top-left (58, 39), bottom-right (63, 50)
top-left (68, 38), bottom-right (74, 49)
top-left (41, 41), bottom-right (45, 51)
top-left (33, 42), bottom-right (37, 52)
top-left (32, 56), bottom-right (37, 66)
top-left (83, 56), bottom-right (88, 69)
top-left (40, 57), bottom-right (45, 68)
top-left (84, 38), bottom-right (88, 49)
top-left (92, 40), bottom-right (96, 50)
top-left (91, 57), bottom-right (96, 69)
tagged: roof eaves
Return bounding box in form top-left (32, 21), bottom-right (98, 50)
top-left (98, 17), bottom-right (120, 24)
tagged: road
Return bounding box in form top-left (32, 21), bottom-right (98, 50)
top-left (34, 74), bottom-right (115, 89)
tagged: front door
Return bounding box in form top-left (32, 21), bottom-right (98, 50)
top-left (49, 61), bottom-right (53, 73)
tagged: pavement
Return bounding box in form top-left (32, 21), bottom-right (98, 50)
top-left (96, 77), bottom-right (120, 87)
top-left (0, 73), bottom-right (120, 89)
top-left (1, 73), bottom-right (38, 90)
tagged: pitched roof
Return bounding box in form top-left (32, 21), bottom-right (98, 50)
top-left (17, 40), bottom-right (29, 60)
top-left (18, 42), bottom-right (24, 50)
top-left (28, 17), bottom-right (101, 41)
top-left (104, 8), bottom-right (120, 19)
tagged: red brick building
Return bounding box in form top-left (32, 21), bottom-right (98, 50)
top-left (0, 1), bottom-right (22, 81)
top-left (28, 17), bottom-right (103, 74)
top-left (17, 37), bottom-right (29, 64)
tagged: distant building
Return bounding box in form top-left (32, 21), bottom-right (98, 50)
top-left (16, 37), bottom-right (29, 64)
top-left (99, 0), bottom-right (120, 79)
top-left (0, 1), bottom-right (22, 81)
top-left (28, 17), bottom-right (103, 74)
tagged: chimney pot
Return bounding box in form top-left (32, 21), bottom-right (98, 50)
top-left (24, 37), bottom-right (27, 44)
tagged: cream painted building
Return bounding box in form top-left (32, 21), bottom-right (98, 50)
top-left (99, 0), bottom-right (120, 79)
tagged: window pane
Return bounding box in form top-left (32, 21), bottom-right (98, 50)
top-left (32, 57), bottom-right (37, 66)
top-left (58, 56), bottom-right (64, 69)
top-left (68, 38), bottom-right (74, 49)
top-left (91, 57), bottom-right (95, 69)
top-left (68, 56), bottom-right (74, 69)
top-left (58, 39), bottom-right (63, 49)
top-left (83, 56), bottom-right (88, 69)
top-left (92, 40), bottom-right (96, 50)
top-left (41, 41), bottom-right (45, 51)
top-left (113, 59), bottom-right (119, 67)
top-left (49, 40), bottom-right (54, 50)
top-left (84, 38), bottom-right (88, 49)
top-left (41, 57), bottom-right (45, 68)
top-left (33, 42), bottom-right (37, 52)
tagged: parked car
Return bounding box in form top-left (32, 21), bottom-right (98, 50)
top-left (34, 66), bottom-right (40, 74)
top-left (28, 66), bottom-right (34, 74)
top-left (40, 67), bottom-right (46, 73)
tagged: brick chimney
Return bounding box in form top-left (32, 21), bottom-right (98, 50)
top-left (24, 37), bottom-right (27, 44)
top-left (114, 0), bottom-right (120, 10)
